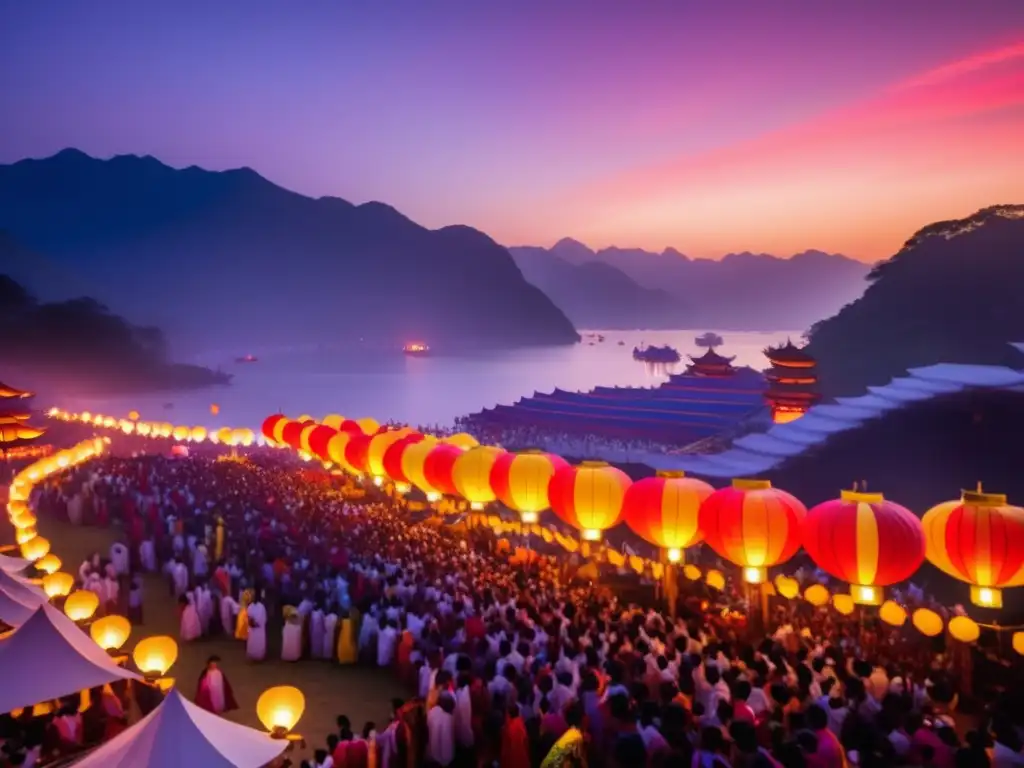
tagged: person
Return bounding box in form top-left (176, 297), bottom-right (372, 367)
top-left (195, 656), bottom-right (239, 714)
top-left (540, 703), bottom-right (588, 768)
top-left (282, 607), bottom-right (303, 662)
top-left (179, 593), bottom-right (202, 643)
top-left (246, 593), bottom-right (268, 661)
top-left (426, 693), bottom-right (455, 767)
top-left (500, 703), bottom-right (530, 768)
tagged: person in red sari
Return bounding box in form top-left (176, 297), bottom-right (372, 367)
top-left (195, 656), bottom-right (239, 714)
top-left (500, 704), bottom-right (531, 768)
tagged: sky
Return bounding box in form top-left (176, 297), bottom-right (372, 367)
top-left (1, 0), bottom-right (1022, 262)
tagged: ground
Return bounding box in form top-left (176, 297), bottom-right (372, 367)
top-left (37, 517), bottom-right (408, 762)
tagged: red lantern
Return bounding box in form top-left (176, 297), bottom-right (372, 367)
top-left (490, 450), bottom-right (568, 523)
top-left (699, 479), bottom-right (806, 583)
top-left (280, 420), bottom-right (308, 450)
top-left (623, 470), bottom-right (713, 562)
top-left (423, 444), bottom-right (463, 497)
top-left (343, 432), bottom-right (374, 475)
top-left (803, 489), bottom-right (924, 604)
top-left (307, 426), bottom-right (339, 461)
top-left (338, 419), bottom-right (362, 434)
top-left (548, 461), bottom-right (631, 541)
top-left (383, 434), bottom-right (426, 486)
top-left (261, 414), bottom-right (286, 443)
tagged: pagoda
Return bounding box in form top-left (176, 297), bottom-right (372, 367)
top-left (763, 340), bottom-right (821, 424)
top-left (0, 380), bottom-right (46, 458)
top-left (685, 348), bottom-right (737, 377)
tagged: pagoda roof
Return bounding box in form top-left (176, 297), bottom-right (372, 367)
top-left (0, 382), bottom-right (32, 399)
top-left (763, 339), bottom-right (816, 365)
top-left (687, 348), bottom-right (736, 366)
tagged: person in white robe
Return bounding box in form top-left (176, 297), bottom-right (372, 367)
top-left (246, 598), bottom-right (268, 661)
top-left (180, 593), bottom-right (202, 642)
top-left (197, 585), bottom-right (214, 635)
top-left (219, 593), bottom-right (240, 636)
top-left (172, 560), bottom-right (189, 599)
top-left (309, 608), bottom-right (326, 659)
top-left (109, 543), bottom-right (129, 576)
top-left (426, 693), bottom-right (456, 767)
top-left (192, 545), bottom-right (209, 579)
top-left (323, 612), bottom-right (339, 659)
top-left (140, 539), bottom-right (157, 572)
top-left (377, 619), bottom-right (398, 667)
top-left (454, 678), bottom-right (474, 749)
top-left (281, 609), bottom-right (303, 662)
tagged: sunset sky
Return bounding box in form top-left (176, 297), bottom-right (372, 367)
top-left (2, 1), bottom-right (1022, 262)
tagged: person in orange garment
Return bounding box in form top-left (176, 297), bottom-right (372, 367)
top-left (500, 703), bottom-right (530, 768)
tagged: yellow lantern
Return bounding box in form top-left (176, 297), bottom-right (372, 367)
top-left (119, 420), bottom-right (135, 435)
top-left (256, 685), bottom-right (306, 737)
top-left (11, 510), bottom-right (35, 530)
top-left (948, 616), bottom-right (980, 644)
top-left (234, 428), bottom-right (255, 447)
top-left (451, 445), bottom-right (504, 510)
top-left (445, 432), bottom-right (479, 450)
top-left (912, 608), bottom-right (944, 637)
top-left (774, 575), bottom-right (800, 600)
top-left (64, 590), bottom-right (100, 621)
top-left (136, 422), bottom-right (151, 437)
top-left (705, 570), bottom-right (725, 591)
top-left (804, 584), bottom-right (830, 607)
top-left (322, 414), bottom-right (345, 429)
top-left (1013, 632), bottom-right (1024, 655)
top-left (216, 426), bottom-right (234, 445)
top-left (879, 600), bottom-right (907, 627)
top-left (36, 553), bottom-right (62, 575)
top-left (133, 635), bottom-right (179, 677)
top-left (189, 426), bottom-right (207, 442)
top-left (356, 417), bottom-right (379, 435)
top-left (16, 527), bottom-right (37, 545)
top-left (128, 410), bottom-right (140, 421)
top-left (90, 615), bottom-right (131, 651)
top-left (43, 571), bottom-right (75, 599)
top-left (832, 594), bottom-right (855, 616)
top-left (683, 564), bottom-right (702, 581)
top-left (20, 535), bottom-right (50, 561)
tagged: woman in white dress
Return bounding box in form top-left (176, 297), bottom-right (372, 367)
top-left (109, 543), bottom-right (129, 576)
top-left (179, 593), bottom-right (202, 642)
top-left (281, 608), bottom-right (303, 662)
top-left (323, 612), bottom-right (338, 660)
top-left (139, 539), bottom-right (157, 572)
top-left (219, 593), bottom-right (240, 637)
top-left (246, 597), bottom-right (268, 661)
top-left (309, 608), bottom-right (325, 659)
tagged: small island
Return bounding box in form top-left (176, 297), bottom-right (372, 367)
top-left (0, 275), bottom-right (229, 395)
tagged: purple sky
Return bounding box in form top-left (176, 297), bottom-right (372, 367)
top-left (2, 1), bottom-right (1022, 260)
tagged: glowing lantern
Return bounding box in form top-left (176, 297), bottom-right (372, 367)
top-left (948, 616), bottom-right (980, 644)
top-left (280, 421), bottom-right (309, 450)
top-left (445, 433), bottom-right (479, 450)
top-left (210, 403), bottom-right (219, 415)
top-left (804, 584), bottom-right (830, 606)
top-left (401, 437), bottom-right (441, 499)
top-left (356, 417), bottom-right (379, 435)
top-left (172, 426), bottom-right (190, 441)
top-left (683, 565), bottom-right (702, 581)
top-left (490, 450), bottom-right (568, 523)
top-left (382, 433), bottom-right (426, 485)
top-left (322, 414), bottom-right (345, 429)
top-left (133, 635), bottom-right (178, 677)
top-left (256, 685), bottom-right (306, 736)
top-left (36, 553), bottom-right (61, 575)
top-left (307, 425), bottom-right (339, 460)
top-left (298, 423), bottom-right (320, 454)
top-left (832, 593), bottom-right (855, 616)
top-left (423, 443), bottom-right (464, 497)
top-left (367, 429), bottom-right (412, 479)
top-left (128, 410), bottom-right (140, 421)
top-left (623, 470), bottom-right (713, 562)
top-left (548, 461), bottom-right (631, 541)
top-left (343, 432), bottom-right (374, 475)
top-left (136, 422), bottom-right (151, 437)
top-left (1013, 632), bottom-right (1024, 655)
top-left (119, 420), bottom-right (135, 434)
top-left (699, 479), bottom-right (806, 583)
top-left (12, 510), bottom-right (36, 530)
top-left (326, 431), bottom-right (356, 472)
top-left (705, 570), bottom-right (725, 590)
top-left (190, 426), bottom-right (207, 443)
top-left (64, 590), bottom-right (100, 621)
top-left (912, 608), bottom-right (943, 637)
top-left (261, 414), bottom-right (287, 444)
top-left (879, 600), bottom-right (908, 627)
top-left (233, 428), bottom-right (255, 447)
top-left (451, 445), bottom-right (506, 510)
top-left (802, 488), bottom-right (923, 605)
top-left (774, 575), bottom-right (800, 599)
top-left (922, 486), bottom-right (1024, 608)
top-left (90, 615), bottom-right (131, 651)
top-left (42, 571), bottom-right (74, 598)
top-left (336, 419), bottom-right (361, 434)
top-left (20, 535), bottom-right (50, 561)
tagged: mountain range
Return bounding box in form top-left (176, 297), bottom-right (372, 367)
top-left (508, 239), bottom-right (871, 331)
top-left (0, 149), bottom-right (579, 353)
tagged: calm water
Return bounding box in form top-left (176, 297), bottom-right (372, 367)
top-left (59, 330), bottom-right (797, 429)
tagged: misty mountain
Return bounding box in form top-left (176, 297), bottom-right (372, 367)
top-left (0, 149), bottom-right (579, 354)
top-left (806, 205), bottom-right (1024, 396)
top-left (509, 238), bottom-right (870, 332)
top-left (511, 246), bottom-right (687, 329)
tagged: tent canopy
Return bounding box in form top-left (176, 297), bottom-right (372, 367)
top-left (0, 569), bottom-right (46, 605)
top-left (0, 586), bottom-right (42, 629)
top-left (0, 603), bottom-right (139, 714)
top-left (72, 689), bottom-right (287, 768)
top-left (0, 553), bottom-right (30, 573)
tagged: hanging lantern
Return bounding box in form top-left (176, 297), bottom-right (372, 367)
top-left (64, 590), bottom-right (100, 621)
top-left (912, 608), bottom-right (944, 637)
top-left (133, 635), bottom-right (179, 677)
top-left (11, 509), bottom-right (37, 530)
top-left (42, 571), bottom-right (74, 598)
top-left (1013, 632), bottom-right (1024, 655)
top-left (548, 461), bottom-right (631, 541)
top-left (322, 414), bottom-right (345, 429)
top-left (128, 410), bottom-right (140, 421)
top-left (256, 686), bottom-right (306, 737)
top-left (326, 431), bottom-right (355, 473)
top-left (382, 433), bottom-right (426, 487)
top-left (367, 429), bottom-right (413, 481)
top-left (209, 404), bottom-right (219, 416)
top-left (445, 432), bottom-right (479, 450)
top-left (90, 615), bottom-right (131, 651)
top-left (336, 419), bottom-right (362, 434)
top-left (307, 425), bottom-right (339, 461)
top-left (171, 425), bottom-right (191, 442)
top-left (805, 584), bottom-right (830, 607)
top-left (297, 423), bottom-right (320, 454)
top-left (213, 426), bottom-right (231, 445)
top-left (623, 470), bottom-right (713, 562)
top-left (699, 479), bottom-right (806, 584)
top-left (356, 417), bottom-right (379, 435)
top-left (490, 450), bottom-right (568, 524)
top-left (401, 437), bottom-right (441, 499)
top-left (683, 564), bottom-right (702, 581)
top-left (280, 421), bottom-right (309, 451)
top-left (774, 575), bottom-right (800, 599)
top-left (879, 600), bottom-right (908, 627)
top-left (233, 428), bottom-right (255, 447)
top-left (35, 553), bottom-right (61, 575)
top-left (20, 535), bottom-right (50, 561)
top-left (343, 432), bottom-right (374, 476)
top-left (136, 422), bottom-right (152, 437)
top-left (922, 486), bottom-right (1024, 608)
top-left (803, 488), bottom-right (924, 605)
top-left (948, 616), bottom-right (980, 644)
top-left (451, 445), bottom-right (506, 510)
top-left (190, 426), bottom-right (207, 443)
top-left (423, 443), bottom-right (464, 497)
top-left (832, 593), bottom-right (855, 616)
top-left (705, 570), bottom-right (725, 591)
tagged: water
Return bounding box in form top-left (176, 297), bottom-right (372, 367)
top-left (57, 330), bottom-right (797, 429)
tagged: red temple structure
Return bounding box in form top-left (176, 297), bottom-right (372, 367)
top-left (763, 340), bottom-right (821, 424)
top-left (685, 348), bottom-right (737, 377)
top-left (0, 380), bottom-right (46, 457)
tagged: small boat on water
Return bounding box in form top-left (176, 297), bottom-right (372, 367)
top-left (403, 342), bottom-right (431, 357)
top-left (633, 344), bottom-right (681, 364)
top-left (235, 354), bottom-right (259, 363)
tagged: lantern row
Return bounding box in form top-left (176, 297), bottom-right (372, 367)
top-left (47, 409), bottom-right (257, 446)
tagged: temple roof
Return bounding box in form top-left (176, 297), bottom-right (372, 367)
top-left (687, 348), bottom-right (736, 366)
top-left (0, 382), bottom-right (32, 399)
top-left (764, 339), bottom-right (816, 366)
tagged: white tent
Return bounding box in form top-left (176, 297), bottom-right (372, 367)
top-left (0, 603), bottom-right (139, 714)
top-left (0, 568), bottom-right (46, 605)
top-left (0, 586), bottom-right (42, 628)
top-left (0, 553), bottom-right (30, 573)
top-left (72, 689), bottom-right (288, 768)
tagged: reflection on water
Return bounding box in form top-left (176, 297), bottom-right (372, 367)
top-left (57, 330), bottom-right (797, 429)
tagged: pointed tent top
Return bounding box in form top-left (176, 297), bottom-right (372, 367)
top-left (0, 602), bottom-right (140, 714)
top-left (73, 688), bottom-right (288, 768)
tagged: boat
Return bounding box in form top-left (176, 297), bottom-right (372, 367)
top-left (235, 354), bottom-right (259, 363)
top-left (632, 344), bottom-right (681, 364)
top-left (403, 342), bottom-right (431, 357)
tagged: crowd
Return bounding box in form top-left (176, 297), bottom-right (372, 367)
top-left (13, 444), bottom-right (1024, 768)
top-left (452, 422), bottom-right (686, 462)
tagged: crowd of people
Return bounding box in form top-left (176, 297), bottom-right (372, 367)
top-left (11, 440), bottom-right (1024, 768)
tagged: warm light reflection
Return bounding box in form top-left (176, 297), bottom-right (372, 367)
top-left (971, 585), bottom-right (1002, 608)
top-left (666, 548), bottom-right (682, 563)
top-left (743, 567), bottom-right (766, 585)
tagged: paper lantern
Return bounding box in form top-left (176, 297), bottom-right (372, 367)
top-left (699, 479), bottom-right (806, 582)
top-left (423, 443), bottom-right (464, 497)
top-left (128, 410), bottom-right (140, 421)
top-left (233, 428), bottom-right (255, 447)
top-left (445, 433), bottom-right (479, 450)
top-left (705, 570), bottom-right (725, 591)
top-left (683, 564), bottom-right (702, 581)
top-left (16, 527), bottom-right (37, 547)
top-left (257, 685), bottom-right (306, 735)
top-left (343, 432), bottom-right (374, 475)
top-left (803, 489), bottom-right (924, 604)
top-left (549, 461), bottom-right (631, 541)
top-left (279, 420), bottom-right (309, 451)
top-left (133, 635), bottom-right (178, 677)
top-left (306, 425), bottom-right (338, 460)
top-left (948, 616), bottom-right (980, 644)
top-left (922, 487), bottom-right (1024, 608)
top-left (1013, 632), bottom-right (1024, 655)
top-left (774, 575), bottom-right (800, 599)
top-left (213, 426), bottom-right (231, 445)
top-left (623, 470), bottom-right (713, 561)
top-left (297, 423), bottom-right (320, 454)
top-left (326, 431), bottom-right (355, 472)
top-left (322, 414), bottom-right (345, 429)
top-left (35, 553), bottom-right (61, 575)
top-left (356, 417), bottom-right (379, 435)
top-left (190, 426), bottom-right (207, 443)
top-left (20, 535), bottom-right (49, 561)
top-left (832, 594), bottom-right (855, 616)
top-left (42, 571), bottom-right (74, 598)
top-left (367, 429), bottom-right (412, 479)
top-left (336, 419), bottom-right (362, 434)
top-left (119, 420), bottom-right (135, 434)
top-left (261, 414), bottom-right (287, 444)
top-left (401, 437), bottom-right (441, 499)
top-left (382, 433), bottom-right (426, 485)
top-left (169, 425), bottom-right (188, 441)
top-left (805, 584), bottom-right (830, 607)
top-left (451, 445), bottom-right (506, 509)
top-left (64, 590), bottom-right (100, 621)
top-left (879, 600), bottom-right (907, 627)
top-left (136, 422), bottom-right (152, 436)
top-left (91, 615), bottom-right (131, 651)
top-left (912, 608), bottom-right (943, 637)
top-left (210, 404), bottom-right (219, 415)
top-left (11, 509), bottom-right (36, 530)
top-left (490, 450), bottom-right (568, 522)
